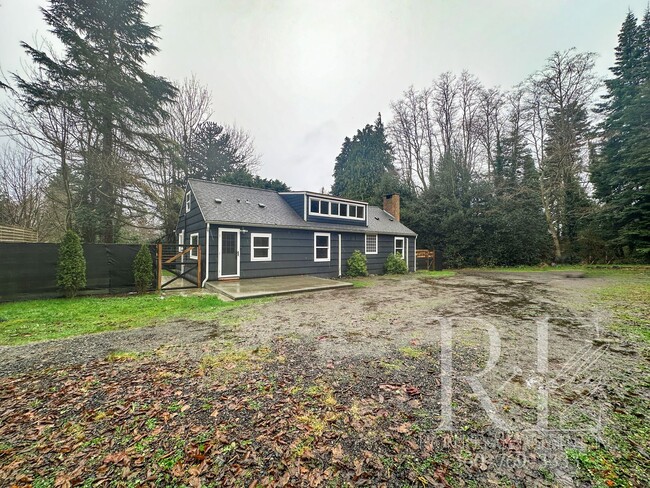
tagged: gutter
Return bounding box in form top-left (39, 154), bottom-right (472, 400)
top-left (205, 220), bottom-right (416, 237)
top-left (338, 233), bottom-right (342, 277)
top-left (414, 235), bottom-right (417, 272)
top-left (202, 223), bottom-right (210, 287)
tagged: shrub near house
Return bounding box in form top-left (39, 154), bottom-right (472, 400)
top-left (385, 253), bottom-right (408, 274)
top-left (346, 250), bottom-right (368, 277)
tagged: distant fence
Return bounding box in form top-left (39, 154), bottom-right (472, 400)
top-left (0, 225), bottom-right (38, 243)
top-left (416, 249), bottom-right (443, 271)
top-left (0, 243), bottom-right (151, 302)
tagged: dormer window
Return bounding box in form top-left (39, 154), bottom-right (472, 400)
top-left (308, 197), bottom-right (365, 221)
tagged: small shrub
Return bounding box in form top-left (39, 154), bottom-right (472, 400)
top-left (346, 250), bottom-right (368, 277)
top-left (57, 230), bottom-right (87, 297)
top-left (384, 252), bottom-right (408, 274)
top-left (133, 244), bottom-right (154, 293)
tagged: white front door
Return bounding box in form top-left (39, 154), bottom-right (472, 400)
top-left (218, 228), bottom-right (240, 279)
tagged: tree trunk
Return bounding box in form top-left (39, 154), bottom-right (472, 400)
top-left (539, 177), bottom-right (562, 259)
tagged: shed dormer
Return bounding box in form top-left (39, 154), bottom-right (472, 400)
top-left (279, 192), bottom-right (369, 227)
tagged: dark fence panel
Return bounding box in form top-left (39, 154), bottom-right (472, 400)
top-left (0, 243), bottom-right (144, 302)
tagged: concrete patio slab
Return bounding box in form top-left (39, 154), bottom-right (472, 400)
top-left (204, 275), bottom-right (353, 300)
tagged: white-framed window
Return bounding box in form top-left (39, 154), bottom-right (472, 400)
top-left (189, 233), bottom-right (199, 259)
top-left (394, 237), bottom-right (405, 259)
top-left (251, 233), bottom-right (272, 262)
top-left (307, 197), bottom-right (365, 221)
top-left (314, 232), bottom-right (331, 262)
top-left (178, 230), bottom-right (185, 253)
top-left (185, 191), bottom-right (191, 212)
top-left (365, 234), bottom-right (378, 254)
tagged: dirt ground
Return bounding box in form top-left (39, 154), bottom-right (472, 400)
top-left (0, 270), bottom-right (617, 374)
top-left (1, 270), bottom-right (648, 487)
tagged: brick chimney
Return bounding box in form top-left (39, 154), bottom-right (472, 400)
top-left (383, 194), bottom-right (400, 222)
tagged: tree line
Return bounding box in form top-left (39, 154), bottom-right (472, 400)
top-left (1, 2), bottom-right (647, 265)
top-left (0, 0), bottom-right (287, 243)
top-left (332, 10), bottom-right (650, 265)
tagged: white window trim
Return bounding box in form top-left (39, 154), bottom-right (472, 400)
top-left (314, 232), bottom-right (331, 262)
top-left (250, 233), bottom-right (272, 262)
top-left (178, 230), bottom-right (185, 252)
top-left (308, 197), bottom-right (366, 221)
top-left (365, 234), bottom-right (378, 255)
top-left (185, 191), bottom-right (191, 212)
top-left (189, 233), bottom-right (199, 259)
top-left (394, 237), bottom-right (406, 260)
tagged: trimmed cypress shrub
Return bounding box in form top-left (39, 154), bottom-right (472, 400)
top-left (384, 252), bottom-right (408, 274)
top-left (57, 230), bottom-right (87, 297)
top-left (346, 250), bottom-right (368, 277)
top-left (133, 244), bottom-right (154, 293)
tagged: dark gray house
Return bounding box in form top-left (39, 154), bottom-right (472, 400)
top-left (176, 179), bottom-right (417, 284)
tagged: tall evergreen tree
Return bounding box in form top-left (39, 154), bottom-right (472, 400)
top-left (592, 9), bottom-right (650, 260)
top-left (13, 0), bottom-right (176, 243)
top-left (187, 122), bottom-right (243, 180)
top-left (220, 168), bottom-right (290, 192)
top-left (332, 114), bottom-right (397, 204)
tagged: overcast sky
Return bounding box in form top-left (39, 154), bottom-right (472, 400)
top-left (1, 0), bottom-right (647, 191)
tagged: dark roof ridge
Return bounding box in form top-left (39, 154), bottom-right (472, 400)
top-left (187, 178), bottom-right (281, 194)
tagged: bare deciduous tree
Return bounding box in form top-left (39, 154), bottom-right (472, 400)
top-left (525, 49), bottom-right (599, 259)
top-left (0, 145), bottom-right (45, 231)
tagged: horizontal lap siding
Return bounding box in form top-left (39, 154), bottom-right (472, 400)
top-left (279, 194), bottom-right (305, 219)
top-left (307, 214), bottom-right (367, 227)
top-left (207, 227), bottom-right (416, 280)
top-left (241, 227), bottom-right (339, 278)
top-left (344, 233), bottom-right (416, 275)
top-left (176, 189), bottom-right (207, 283)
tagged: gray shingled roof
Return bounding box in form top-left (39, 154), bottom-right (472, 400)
top-left (188, 179), bottom-right (416, 236)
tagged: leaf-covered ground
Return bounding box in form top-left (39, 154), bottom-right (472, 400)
top-left (1, 269), bottom-right (648, 487)
top-left (0, 339), bottom-right (574, 487)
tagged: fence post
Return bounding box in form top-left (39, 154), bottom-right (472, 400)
top-left (197, 245), bottom-right (202, 288)
top-left (157, 243), bottom-right (162, 291)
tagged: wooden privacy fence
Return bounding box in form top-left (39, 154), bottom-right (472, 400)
top-left (416, 249), bottom-right (443, 271)
top-left (156, 243), bottom-right (201, 290)
top-left (0, 225), bottom-right (38, 243)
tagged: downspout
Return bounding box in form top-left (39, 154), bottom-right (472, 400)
top-left (406, 238), bottom-right (409, 272)
top-left (202, 223), bottom-right (210, 287)
top-left (414, 235), bottom-right (417, 272)
top-left (338, 233), bottom-right (342, 277)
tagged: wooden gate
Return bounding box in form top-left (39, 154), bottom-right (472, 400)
top-left (156, 243), bottom-right (201, 290)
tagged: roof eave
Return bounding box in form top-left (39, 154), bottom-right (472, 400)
top-left (205, 219), bottom-right (416, 236)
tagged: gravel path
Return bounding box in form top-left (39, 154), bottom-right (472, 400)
top-left (0, 320), bottom-right (219, 376)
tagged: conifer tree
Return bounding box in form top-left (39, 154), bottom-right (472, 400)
top-left (13, 0), bottom-right (177, 243)
top-left (592, 9), bottom-right (650, 260)
top-left (332, 114), bottom-right (397, 204)
top-left (57, 230), bottom-right (86, 298)
top-left (133, 244), bottom-right (153, 294)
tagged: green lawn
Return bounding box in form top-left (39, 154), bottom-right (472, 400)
top-left (0, 294), bottom-right (248, 346)
top-left (415, 270), bottom-right (456, 278)
top-left (597, 273), bottom-right (650, 344)
top-left (566, 270), bottom-right (650, 486)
